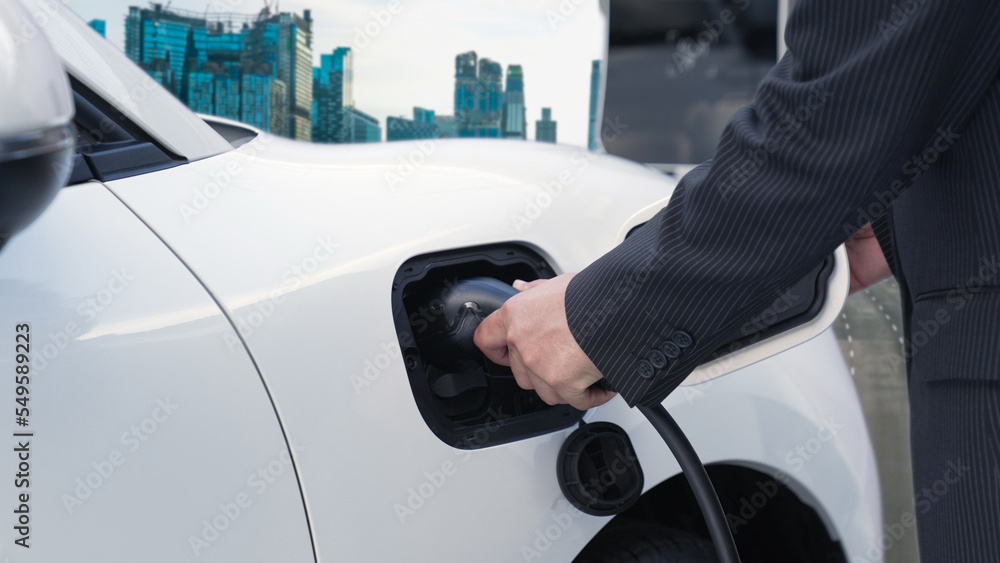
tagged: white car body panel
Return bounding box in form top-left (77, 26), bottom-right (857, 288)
top-left (0, 183), bottom-right (312, 562)
top-left (102, 135), bottom-right (880, 562)
top-left (0, 1), bottom-right (883, 561)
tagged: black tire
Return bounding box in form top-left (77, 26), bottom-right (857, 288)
top-left (574, 520), bottom-right (719, 563)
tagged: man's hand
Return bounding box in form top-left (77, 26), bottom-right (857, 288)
top-left (845, 222), bottom-right (892, 293)
top-left (473, 274), bottom-right (615, 411)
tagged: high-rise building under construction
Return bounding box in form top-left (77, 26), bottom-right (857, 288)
top-left (124, 3), bottom-right (311, 139)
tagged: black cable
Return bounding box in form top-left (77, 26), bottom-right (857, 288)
top-left (638, 404), bottom-right (741, 563)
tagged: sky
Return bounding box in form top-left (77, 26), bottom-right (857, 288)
top-left (64, 0), bottom-right (608, 146)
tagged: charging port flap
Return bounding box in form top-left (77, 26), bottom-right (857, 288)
top-left (391, 244), bottom-right (583, 449)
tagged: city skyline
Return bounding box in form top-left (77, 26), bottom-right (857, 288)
top-left (119, 3), bottom-right (552, 143)
top-left (384, 53), bottom-right (543, 142)
top-left (123, 3), bottom-right (315, 139)
top-left (66, 0), bottom-right (605, 146)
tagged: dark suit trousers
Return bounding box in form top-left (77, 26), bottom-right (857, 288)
top-left (909, 380), bottom-right (1000, 561)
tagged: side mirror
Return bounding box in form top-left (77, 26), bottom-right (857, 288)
top-left (0, 0), bottom-right (75, 251)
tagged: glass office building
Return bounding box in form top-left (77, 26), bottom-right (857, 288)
top-left (125, 3), bottom-right (310, 140)
top-left (125, 4), bottom-right (202, 98)
top-left (352, 109), bottom-right (382, 143)
top-left (88, 19), bottom-right (106, 37)
top-left (313, 48), bottom-right (354, 143)
top-left (387, 109), bottom-right (441, 141)
top-left (478, 58), bottom-right (503, 137)
top-left (588, 60), bottom-right (600, 150)
top-left (245, 12), bottom-right (314, 140)
top-left (454, 51), bottom-right (479, 133)
top-left (502, 65), bottom-right (526, 140)
top-left (536, 108), bottom-right (557, 143)
top-left (453, 52), bottom-right (504, 138)
top-left (241, 74), bottom-right (287, 133)
top-left (413, 107), bottom-right (434, 124)
top-left (187, 71), bottom-right (215, 114)
top-left (214, 77), bottom-right (241, 122)
top-left (433, 115), bottom-right (458, 138)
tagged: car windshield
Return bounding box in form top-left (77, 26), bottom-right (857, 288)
top-left (70, 1), bottom-right (607, 150)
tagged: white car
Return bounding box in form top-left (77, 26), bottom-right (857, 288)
top-left (0, 1), bottom-right (880, 561)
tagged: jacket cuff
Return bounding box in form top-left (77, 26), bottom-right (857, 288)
top-left (563, 222), bottom-right (709, 407)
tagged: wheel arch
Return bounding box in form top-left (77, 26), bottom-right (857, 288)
top-left (577, 462), bottom-right (848, 562)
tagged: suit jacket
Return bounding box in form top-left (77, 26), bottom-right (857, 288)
top-left (565, 0), bottom-right (1000, 407)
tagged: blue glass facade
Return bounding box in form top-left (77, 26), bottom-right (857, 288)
top-left (454, 52), bottom-right (503, 138)
top-left (387, 116), bottom-right (440, 141)
top-left (455, 51), bottom-right (478, 133)
top-left (414, 107), bottom-right (435, 124)
top-left (214, 77), bottom-right (241, 122)
top-left (241, 74), bottom-right (281, 132)
top-left (88, 19), bottom-right (106, 37)
top-left (352, 109), bottom-right (382, 143)
top-left (502, 65), bottom-right (525, 139)
top-left (125, 5), bottom-right (202, 97)
top-left (187, 71), bottom-right (214, 114)
top-left (589, 60), bottom-right (601, 150)
top-left (125, 3), bottom-right (309, 139)
top-left (433, 115), bottom-right (458, 138)
top-left (480, 59), bottom-right (503, 120)
top-left (243, 13), bottom-right (314, 139)
top-left (313, 48), bottom-right (353, 143)
top-left (536, 108), bottom-right (557, 143)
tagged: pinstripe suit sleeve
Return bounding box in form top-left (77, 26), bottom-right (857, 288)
top-left (565, 0), bottom-right (1000, 407)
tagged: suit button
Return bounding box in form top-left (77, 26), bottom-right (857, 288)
top-left (672, 331), bottom-right (693, 348)
top-left (648, 349), bottom-right (667, 369)
top-left (637, 359), bottom-right (655, 379)
top-left (660, 341), bottom-right (681, 359)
